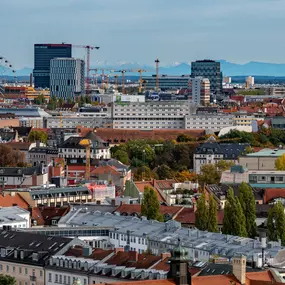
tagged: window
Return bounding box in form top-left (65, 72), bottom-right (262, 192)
top-left (13, 266), bottom-right (15, 273)
top-left (25, 268), bottom-right (28, 275)
top-left (0, 264), bottom-right (2, 271)
top-left (59, 275), bottom-right (62, 283)
top-left (19, 267), bottom-right (22, 274)
top-left (40, 270), bottom-right (43, 277)
top-left (6, 265), bottom-right (9, 272)
top-left (55, 274), bottom-right (58, 283)
top-left (48, 273), bottom-right (52, 282)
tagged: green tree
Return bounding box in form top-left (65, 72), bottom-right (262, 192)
top-left (28, 130), bottom-right (48, 144)
top-left (0, 274), bottom-right (16, 285)
top-left (47, 95), bottom-right (57, 110)
top-left (155, 164), bottom-right (174, 180)
top-left (133, 165), bottom-right (157, 181)
top-left (176, 134), bottom-right (196, 142)
top-left (113, 150), bottom-right (129, 165)
top-left (238, 182), bottom-right (257, 238)
top-left (216, 160), bottom-right (234, 171)
top-left (34, 93), bottom-right (46, 105)
top-left (208, 194), bottom-right (219, 232)
top-left (198, 164), bottom-right (221, 185)
top-left (222, 188), bottom-right (247, 237)
top-left (267, 202), bottom-right (285, 244)
top-left (141, 186), bottom-right (163, 222)
top-left (195, 192), bottom-right (208, 231)
top-left (275, 154), bottom-right (285, 170)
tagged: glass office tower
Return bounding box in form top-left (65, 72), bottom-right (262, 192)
top-left (33, 44), bottom-right (72, 88)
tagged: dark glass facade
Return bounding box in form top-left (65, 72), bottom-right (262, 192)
top-left (33, 44), bottom-right (72, 88)
top-left (191, 60), bottom-right (223, 95)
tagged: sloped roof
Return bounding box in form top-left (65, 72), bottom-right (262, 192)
top-left (134, 181), bottom-right (166, 202)
top-left (264, 188), bottom-right (285, 203)
top-left (91, 165), bottom-right (120, 176)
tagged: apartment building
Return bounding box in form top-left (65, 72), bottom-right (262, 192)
top-left (193, 137), bottom-right (249, 174)
top-left (58, 208), bottom-right (284, 267)
top-left (112, 101), bottom-right (191, 129)
top-left (188, 77), bottom-right (210, 105)
top-left (58, 131), bottom-right (110, 160)
top-left (185, 114), bottom-right (234, 132)
top-left (28, 147), bottom-right (58, 166)
top-left (0, 230), bottom-right (85, 285)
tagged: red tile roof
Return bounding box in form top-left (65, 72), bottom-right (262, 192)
top-left (6, 142), bottom-right (32, 151)
top-left (114, 204), bottom-right (184, 217)
top-left (65, 246), bottom-right (113, 260)
top-left (78, 128), bottom-right (205, 143)
top-left (134, 181), bottom-right (166, 202)
top-left (175, 208), bottom-right (224, 225)
top-left (264, 188), bottom-right (285, 204)
top-left (0, 193), bottom-right (30, 209)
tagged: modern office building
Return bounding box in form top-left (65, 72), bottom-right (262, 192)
top-left (142, 75), bottom-right (190, 90)
top-left (33, 43), bottom-right (72, 88)
top-left (50, 58), bottom-right (85, 100)
top-left (191, 60), bottom-right (223, 95)
top-left (188, 77), bottom-right (210, 105)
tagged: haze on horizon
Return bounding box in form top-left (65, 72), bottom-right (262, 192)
top-left (1, 0), bottom-right (285, 69)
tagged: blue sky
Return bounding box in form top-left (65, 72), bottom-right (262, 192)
top-left (1, 0), bottom-right (285, 69)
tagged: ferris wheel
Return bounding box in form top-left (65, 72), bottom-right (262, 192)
top-left (0, 56), bottom-right (16, 97)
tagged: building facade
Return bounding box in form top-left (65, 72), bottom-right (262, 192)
top-left (50, 58), bottom-right (85, 100)
top-left (188, 77), bottom-right (210, 105)
top-left (191, 60), bottom-right (223, 95)
top-left (33, 43), bottom-right (72, 88)
top-left (142, 75), bottom-right (190, 90)
top-left (112, 101), bottom-right (191, 129)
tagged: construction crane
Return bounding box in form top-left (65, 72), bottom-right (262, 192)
top-left (72, 45), bottom-right (100, 94)
top-left (115, 70), bottom-right (127, 94)
top-left (114, 75), bottom-right (119, 91)
top-left (79, 139), bottom-right (92, 181)
top-left (91, 69), bottom-right (98, 88)
top-left (155, 58), bottom-right (160, 91)
top-left (89, 68), bottom-right (115, 90)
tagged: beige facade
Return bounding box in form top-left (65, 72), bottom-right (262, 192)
top-left (239, 156), bottom-right (277, 171)
top-left (0, 261), bottom-right (44, 285)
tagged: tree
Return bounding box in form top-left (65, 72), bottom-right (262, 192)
top-left (195, 192), bottom-right (208, 231)
top-left (216, 160), bottom-right (234, 172)
top-left (222, 188), bottom-right (247, 237)
top-left (0, 274), bottom-right (16, 285)
top-left (175, 170), bottom-right (197, 182)
top-left (113, 150), bottom-right (129, 165)
top-left (208, 194), bottom-right (219, 232)
top-left (0, 145), bottom-right (26, 167)
top-left (238, 182), bottom-right (257, 238)
top-left (141, 186), bottom-right (163, 222)
top-left (275, 154), bottom-right (285, 170)
top-left (155, 164), bottom-right (174, 180)
top-left (176, 134), bottom-right (196, 142)
top-left (28, 130), bottom-right (48, 144)
top-left (198, 164), bottom-right (221, 185)
top-left (133, 166), bottom-right (157, 181)
top-left (34, 93), bottom-right (46, 105)
top-left (267, 202), bottom-right (285, 244)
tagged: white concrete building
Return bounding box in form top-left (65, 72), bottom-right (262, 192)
top-left (0, 206), bottom-right (30, 229)
top-left (185, 114), bottom-right (234, 132)
top-left (188, 77), bottom-right (210, 105)
top-left (112, 101), bottom-right (191, 130)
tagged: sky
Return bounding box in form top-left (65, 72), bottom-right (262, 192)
top-left (1, 0), bottom-right (285, 69)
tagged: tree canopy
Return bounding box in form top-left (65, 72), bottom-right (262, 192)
top-left (222, 188), bottom-right (247, 237)
top-left (0, 145), bottom-right (26, 167)
top-left (238, 182), bottom-right (257, 238)
top-left (141, 186), bottom-right (163, 222)
top-left (275, 154), bottom-right (285, 170)
top-left (28, 130), bottom-right (48, 144)
top-left (195, 192), bottom-right (208, 231)
top-left (267, 202), bottom-right (285, 245)
top-left (0, 274), bottom-right (16, 285)
top-left (208, 194), bottom-right (219, 233)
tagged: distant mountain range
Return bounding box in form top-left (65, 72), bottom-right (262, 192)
top-left (3, 60), bottom-right (285, 77)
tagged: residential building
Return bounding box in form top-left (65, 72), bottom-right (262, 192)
top-left (185, 114), bottom-right (234, 132)
top-left (0, 114), bottom-right (19, 128)
top-left (0, 206), bottom-right (30, 229)
top-left (223, 76), bottom-right (232, 84)
top-left (19, 117), bottom-right (44, 128)
top-left (193, 137), bottom-right (249, 174)
top-left (142, 75), bottom-right (191, 90)
top-left (188, 77), bottom-right (210, 105)
top-left (221, 165), bottom-right (285, 188)
top-left (28, 147), bottom-right (58, 166)
top-left (112, 101), bottom-right (191, 130)
top-left (58, 208), bottom-right (284, 266)
top-left (265, 86), bottom-right (285, 95)
top-left (272, 116), bottom-right (285, 129)
top-left (33, 43), bottom-right (72, 88)
top-left (50, 58), bottom-right (85, 100)
top-left (239, 148), bottom-right (285, 171)
top-left (232, 111), bottom-right (261, 127)
top-left (0, 230), bottom-right (86, 285)
top-left (0, 165), bottom-right (48, 188)
top-left (191, 60), bottom-right (223, 95)
top-left (206, 184), bottom-right (264, 209)
top-left (58, 131), bottom-right (110, 160)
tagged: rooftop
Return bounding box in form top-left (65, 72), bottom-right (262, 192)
top-left (246, 148), bottom-right (285, 157)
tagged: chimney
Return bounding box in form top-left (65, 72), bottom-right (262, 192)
top-left (114, 247), bottom-right (124, 254)
top-left (161, 252), bottom-right (171, 261)
top-left (232, 255), bottom-right (246, 285)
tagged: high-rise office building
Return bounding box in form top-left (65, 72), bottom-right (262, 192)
top-left (50, 58), bottom-right (85, 100)
top-left (191, 60), bottom-right (223, 95)
top-left (245, 76), bottom-right (255, 89)
top-left (33, 44), bottom-right (72, 88)
top-left (188, 77), bottom-right (210, 105)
